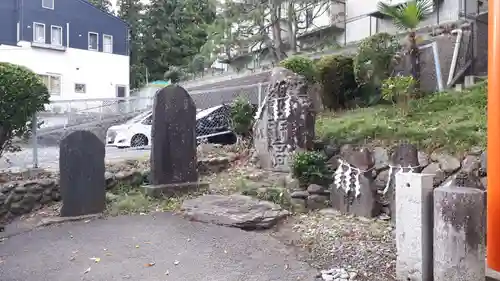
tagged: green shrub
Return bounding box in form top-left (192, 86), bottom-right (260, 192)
top-left (381, 75), bottom-right (417, 114)
top-left (164, 66), bottom-right (186, 83)
top-left (291, 151), bottom-right (329, 186)
top-left (353, 33), bottom-right (401, 104)
top-left (280, 56), bottom-right (317, 83)
top-left (381, 75), bottom-right (416, 103)
top-left (315, 55), bottom-right (357, 110)
top-left (0, 62), bottom-right (50, 157)
top-left (230, 98), bottom-right (255, 137)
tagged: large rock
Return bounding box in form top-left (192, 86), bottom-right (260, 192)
top-left (180, 194), bottom-right (289, 230)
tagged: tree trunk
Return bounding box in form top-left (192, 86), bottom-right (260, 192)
top-left (270, 0), bottom-right (285, 62)
top-left (287, 1), bottom-right (297, 54)
top-left (408, 31), bottom-right (421, 89)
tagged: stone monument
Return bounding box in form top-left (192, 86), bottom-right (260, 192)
top-left (433, 180), bottom-right (485, 281)
top-left (59, 130), bottom-right (106, 217)
top-left (253, 67), bottom-right (315, 172)
top-left (143, 85), bottom-right (207, 198)
top-left (395, 172), bottom-right (434, 281)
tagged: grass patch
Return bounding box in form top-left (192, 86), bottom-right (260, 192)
top-left (236, 179), bottom-right (293, 210)
top-left (105, 184), bottom-right (182, 216)
top-left (316, 82), bottom-right (487, 153)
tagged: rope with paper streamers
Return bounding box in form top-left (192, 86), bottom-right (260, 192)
top-left (333, 159), bottom-right (434, 197)
top-left (381, 164), bottom-right (431, 195)
top-left (333, 159), bottom-right (377, 198)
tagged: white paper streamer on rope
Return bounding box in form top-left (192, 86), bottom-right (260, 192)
top-left (333, 159), bottom-right (364, 197)
top-left (381, 164), bottom-right (420, 195)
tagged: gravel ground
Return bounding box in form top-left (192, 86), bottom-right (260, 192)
top-left (272, 210), bottom-right (396, 281)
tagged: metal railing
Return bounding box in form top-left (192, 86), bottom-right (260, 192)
top-left (1, 82), bottom-right (269, 171)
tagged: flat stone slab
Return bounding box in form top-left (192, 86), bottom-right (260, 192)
top-left (142, 182), bottom-right (209, 198)
top-left (180, 194), bottom-right (290, 230)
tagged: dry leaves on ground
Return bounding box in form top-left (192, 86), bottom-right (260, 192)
top-left (273, 209), bottom-right (396, 281)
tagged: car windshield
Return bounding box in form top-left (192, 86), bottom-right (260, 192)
top-left (125, 111), bottom-right (152, 125)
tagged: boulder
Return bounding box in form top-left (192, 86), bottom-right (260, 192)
top-left (180, 194), bottom-right (289, 230)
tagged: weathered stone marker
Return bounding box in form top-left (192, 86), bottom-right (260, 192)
top-left (395, 172), bottom-right (434, 281)
top-left (434, 182), bottom-right (485, 281)
top-left (388, 143), bottom-right (421, 224)
top-left (59, 130), bottom-right (105, 217)
top-left (144, 85), bottom-right (207, 197)
top-left (253, 67), bottom-right (315, 172)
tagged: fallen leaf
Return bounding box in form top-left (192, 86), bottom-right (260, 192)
top-left (90, 257), bottom-right (101, 263)
top-left (145, 262), bottom-right (156, 267)
top-left (83, 267), bottom-right (91, 274)
top-left (135, 245), bottom-right (140, 248)
top-left (105, 253), bottom-right (112, 256)
top-left (143, 242), bottom-right (151, 244)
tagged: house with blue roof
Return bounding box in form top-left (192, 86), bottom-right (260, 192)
top-left (0, 0), bottom-right (130, 101)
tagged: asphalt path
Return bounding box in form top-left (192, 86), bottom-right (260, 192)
top-left (0, 213), bottom-right (317, 281)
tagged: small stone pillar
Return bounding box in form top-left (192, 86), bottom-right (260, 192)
top-left (434, 183), bottom-right (485, 281)
top-left (395, 172), bottom-right (434, 281)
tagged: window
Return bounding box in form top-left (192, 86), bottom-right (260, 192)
top-left (103, 34), bottom-right (113, 53)
top-left (75, 83), bottom-right (86, 94)
top-left (50, 25), bottom-right (62, 46)
top-left (39, 74), bottom-right (61, 95)
top-left (42, 0), bottom-right (54, 9)
top-left (33, 22), bottom-right (45, 43)
top-left (88, 32), bottom-right (98, 51)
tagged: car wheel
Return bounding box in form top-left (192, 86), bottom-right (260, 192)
top-left (130, 134), bottom-right (148, 147)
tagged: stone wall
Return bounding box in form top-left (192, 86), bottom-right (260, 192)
top-left (0, 156), bottom-right (233, 223)
top-left (311, 142), bottom-right (486, 219)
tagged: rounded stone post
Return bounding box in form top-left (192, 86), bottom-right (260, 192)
top-left (434, 185), bottom-right (485, 281)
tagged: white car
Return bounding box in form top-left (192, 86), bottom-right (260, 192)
top-left (106, 110), bottom-right (153, 148)
top-left (106, 105), bottom-right (237, 148)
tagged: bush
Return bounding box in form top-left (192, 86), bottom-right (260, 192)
top-left (315, 55), bottom-right (357, 110)
top-left (230, 98), bottom-right (255, 138)
top-left (280, 56), bottom-right (317, 83)
top-left (164, 66), bottom-right (186, 83)
top-left (291, 151), bottom-right (329, 186)
top-left (381, 75), bottom-right (416, 103)
top-left (0, 62), bottom-right (50, 157)
top-left (353, 33), bottom-right (401, 104)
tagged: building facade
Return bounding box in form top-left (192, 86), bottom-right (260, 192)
top-left (0, 0), bottom-right (130, 101)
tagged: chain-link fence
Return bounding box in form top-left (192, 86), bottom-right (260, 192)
top-left (1, 82), bottom-right (268, 171)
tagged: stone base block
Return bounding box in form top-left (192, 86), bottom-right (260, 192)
top-left (141, 182), bottom-right (209, 198)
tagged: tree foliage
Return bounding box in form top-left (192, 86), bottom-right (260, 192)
top-left (202, 0), bottom-right (333, 64)
top-left (115, 0), bottom-right (216, 88)
top-left (377, 0), bottom-right (434, 89)
top-left (0, 63), bottom-right (50, 157)
top-left (279, 56), bottom-right (317, 83)
top-left (315, 55), bottom-right (357, 110)
top-left (88, 0), bottom-right (113, 13)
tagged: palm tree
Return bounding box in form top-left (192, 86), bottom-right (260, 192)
top-left (377, 0), bottom-right (435, 89)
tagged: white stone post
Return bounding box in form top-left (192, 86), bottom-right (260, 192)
top-left (433, 184), bottom-right (485, 281)
top-left (395, 172), bottom-right (435, 281)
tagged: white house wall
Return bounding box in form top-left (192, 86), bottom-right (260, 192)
top-left (0, 42), bottom-right (129, 102)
